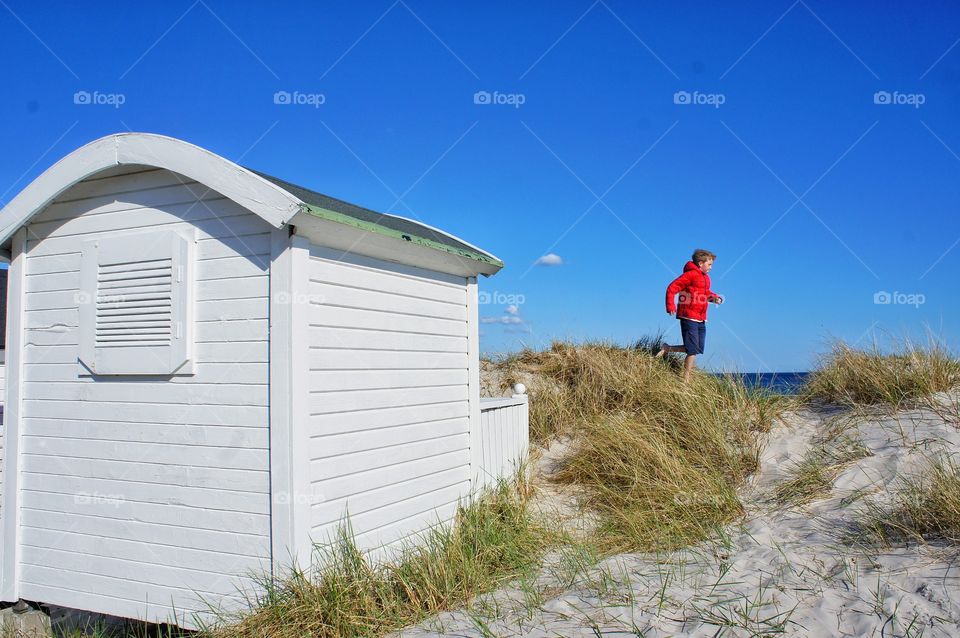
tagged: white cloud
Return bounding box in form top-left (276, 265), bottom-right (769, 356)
top-left (505, 304), bottom-right (519, 315)
top-left (480, 315), bottom-right (524, 325)
top-left (535, 253), bottom-right (563, 266)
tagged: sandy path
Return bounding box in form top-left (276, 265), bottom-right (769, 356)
top-left (397, 399), bottom-right (960, 637)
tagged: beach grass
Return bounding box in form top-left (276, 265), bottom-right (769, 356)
top-left (488, 340), bottom-right (790, 552)
top-left (772, 436), bottom-right (872, 507)
top-left (203, 479), bottom-right (548, 638)
top-left (489, 338), bottom-right (784, 442)
top-left (802, 338), bottom-right (960, 408)
top-left (854, 456), bottom-right (960, 546)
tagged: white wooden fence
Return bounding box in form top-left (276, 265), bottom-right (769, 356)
top-left (475, 394), bottom-right (529, 490)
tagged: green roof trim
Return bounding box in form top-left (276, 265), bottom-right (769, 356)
top-left (247, 168), bottom-right (503, 271)
top-left (298, 203), bottom-right (505, 268)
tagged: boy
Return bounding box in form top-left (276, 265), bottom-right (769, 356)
top-left (657, 249), bottom-right (724, 382)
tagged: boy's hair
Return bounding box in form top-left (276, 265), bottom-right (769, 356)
top-left (692, 248), bottom-right (716, 264)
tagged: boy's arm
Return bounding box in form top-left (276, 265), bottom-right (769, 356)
top-left (665, 271), bottom-right (694, 313)
top-left (706, 277), bottom-right (722, 303)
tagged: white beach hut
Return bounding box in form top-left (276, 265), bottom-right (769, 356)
top-left (0, 133), bottom-right (528, 629)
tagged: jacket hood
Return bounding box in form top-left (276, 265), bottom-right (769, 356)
top-left (683, 260), bottom-right (701, 273)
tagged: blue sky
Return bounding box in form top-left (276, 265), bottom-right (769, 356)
top-left (2, 1), bottom-right (959, 371)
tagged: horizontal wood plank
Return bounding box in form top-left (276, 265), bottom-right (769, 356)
top-left (308, 326), bottom-right (465, 353)
top-left (309, 401), bottom-right (469, 437)
top-left (309, 385), bottom-right (465, 415)
top-left (309, 349), bottom-right (467, 371)
top-left (309, 368), bottom-right (468, 392)
top-left (308, 304), bottom-right (466, 337)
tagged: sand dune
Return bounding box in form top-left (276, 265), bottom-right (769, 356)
top-left (398, 396), bottom-right (960, 637)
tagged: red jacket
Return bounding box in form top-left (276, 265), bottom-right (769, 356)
top-left (665, 261), bottom-right (720, 321)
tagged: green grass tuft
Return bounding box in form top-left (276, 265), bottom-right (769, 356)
top-left (772, 436), bottom-right (872, 507)
top-left (802, 338), bottom-right (960, 408)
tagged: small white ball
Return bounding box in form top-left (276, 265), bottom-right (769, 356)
top-left (513, 383), bottom-right (527, 395)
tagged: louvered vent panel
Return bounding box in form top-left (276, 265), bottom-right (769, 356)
top-left (80, 229), bottom-right (194, 375)
top-left (95, 257), bottom-right (174, 348)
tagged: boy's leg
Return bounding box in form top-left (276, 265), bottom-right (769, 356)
top-left (683, 354), bottom-right (697, 382)
top-left (656, 344), bottom-right (686, 357)
top-left (679, 319), bottom-right (704, 381)
top-left (658, 320), bottom-right (692, 358)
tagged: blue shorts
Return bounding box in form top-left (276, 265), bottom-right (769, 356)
top-left (679, 318), bottom-right (706, 355)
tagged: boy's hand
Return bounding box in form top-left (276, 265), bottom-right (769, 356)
top-left (712, 296), bottom-right (724, 305)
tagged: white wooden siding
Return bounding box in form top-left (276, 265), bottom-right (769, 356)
top-left (476, 396), bottom-right (529, 491)
top-left (306, 245), bottom-right (472, 557)
top-left (15, 168), bottom-right (273, 628)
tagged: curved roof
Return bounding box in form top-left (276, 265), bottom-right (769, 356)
top-left (0, 133), bottom-right (503, 276)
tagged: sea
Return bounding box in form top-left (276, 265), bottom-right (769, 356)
top-left (713, 371), bottom-right (811, 395)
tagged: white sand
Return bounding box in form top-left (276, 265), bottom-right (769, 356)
top-left (526, 435), bottom-right (600, 542)
top-left (398, 396), bottom-right (960, 637)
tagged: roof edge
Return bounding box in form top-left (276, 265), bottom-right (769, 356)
top-left (0, 133), bottom-right (304, 248)
top-left (297, 203), bottom-right (505, 271)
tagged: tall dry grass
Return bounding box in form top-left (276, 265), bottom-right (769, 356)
top-left (488, 340), bottom-right (788, 552)
top-left (490, 336), bottom-right (691, 443)
top-left (802, 339), bottom-right (960, 408)
top-left (205, 480), bottom-right (546, 638)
